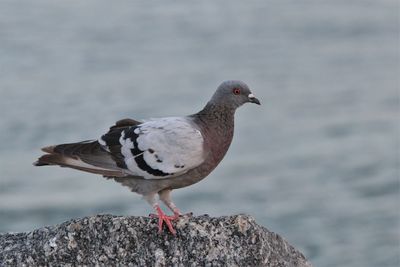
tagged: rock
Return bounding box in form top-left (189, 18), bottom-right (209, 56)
top-left (0, 214), bottom-right (312, 267)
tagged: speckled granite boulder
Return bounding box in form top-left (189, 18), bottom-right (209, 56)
top-left (0, 214), bottom-right (312, 267)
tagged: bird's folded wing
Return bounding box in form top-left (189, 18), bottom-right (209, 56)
top-left (99, 117), bottom-right (205, 179)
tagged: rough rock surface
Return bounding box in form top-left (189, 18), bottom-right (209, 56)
top-left (0, 214), bottom-right (312, 267)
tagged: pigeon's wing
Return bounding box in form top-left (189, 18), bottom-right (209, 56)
top-left (109, 118), bottom-right (142, 130)
top-left (98, 118), bottom-right (142, 170)
top-left (99, 117), bottom-right (205, 179)
top-left (34, 118), bottom-right (143, 177)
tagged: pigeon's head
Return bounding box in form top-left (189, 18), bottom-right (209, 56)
top-left (211, 80), bottom-right (261, 109)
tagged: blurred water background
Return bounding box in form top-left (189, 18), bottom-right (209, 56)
top-left (0, 1), bottom-right (399, 266)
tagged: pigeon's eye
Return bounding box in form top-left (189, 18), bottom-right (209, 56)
top-left (233, 88), bottom-right (241, 95)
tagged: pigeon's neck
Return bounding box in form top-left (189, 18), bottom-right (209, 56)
top-left (194, 102), bottom-right (236, 127)
top-left (191, 102), bottom-right (235, 161)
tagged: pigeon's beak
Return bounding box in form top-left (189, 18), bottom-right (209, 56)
top-left (248, 93), bottom-right (261, 105)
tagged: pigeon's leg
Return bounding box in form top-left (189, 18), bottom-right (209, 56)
top-left (145, 193), bottom-right (177, 235)
top-left (158, 189), bottom-right (181, 218)
top-left (159, 189), bottom-right (193, 217)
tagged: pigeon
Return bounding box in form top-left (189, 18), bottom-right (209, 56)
top-left (34, 80), bottom-right (260, 235)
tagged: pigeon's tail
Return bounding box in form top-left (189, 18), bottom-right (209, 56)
top-left (34, 140), bottom-right (126, 177)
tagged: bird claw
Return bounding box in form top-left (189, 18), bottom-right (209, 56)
top-left (150, 208), bottom-right (180, 235)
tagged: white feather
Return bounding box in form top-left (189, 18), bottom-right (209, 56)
top-left (120, 117), bottom-right (204, 179)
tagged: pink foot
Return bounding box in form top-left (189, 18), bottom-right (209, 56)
top-left (150, 206), bottom-right (180, 235)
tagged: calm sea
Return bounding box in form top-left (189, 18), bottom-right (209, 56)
top-left (0, 1), bottom-right (399, 266)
